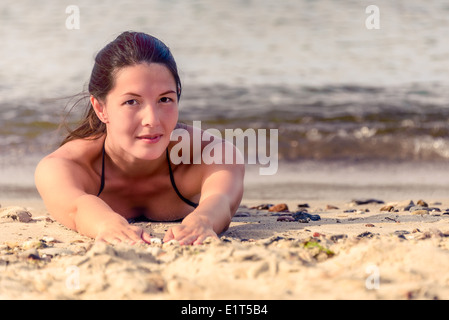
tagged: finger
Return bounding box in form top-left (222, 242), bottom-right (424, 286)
top-left (116, 231), bottom-right (138, 245)
top-left (178, 234), bottom-right (198, 246)
top-left (95, 234), bottom-right (120, 245)
top-left (193, 233), bottom-right (218, 245)
top-left (163, 227), bottom-right (175, 243)
top-left (141, 231), bottom-right (153, 244)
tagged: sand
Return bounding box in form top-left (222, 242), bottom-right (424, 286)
top-left (1, 197), bottom-right (449, 300)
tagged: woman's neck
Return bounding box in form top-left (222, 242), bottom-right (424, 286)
top-left (103, 138), bottom-right (168, 179)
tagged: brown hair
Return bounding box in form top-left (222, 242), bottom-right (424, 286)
top-left (61, 31), bottom-right (181, 145)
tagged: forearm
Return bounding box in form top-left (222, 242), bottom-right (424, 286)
top-left (184, 193), bottom-right (234, 234)
top-left (71, 194), bottom-right (128, 238)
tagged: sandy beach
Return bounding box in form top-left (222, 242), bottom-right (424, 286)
top-left (1, 195), bottom-right (448, 300)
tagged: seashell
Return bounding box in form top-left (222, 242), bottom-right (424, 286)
top-left (22, 240), bottom-right (47, 250)
top-left (150, 238), bottom-right (162, 245)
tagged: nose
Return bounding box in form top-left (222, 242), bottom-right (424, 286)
top-left (141, 103), bottom-right (161, 127)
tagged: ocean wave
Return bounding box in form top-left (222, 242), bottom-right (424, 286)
top-left (2, 83), bottom-right (449, 163)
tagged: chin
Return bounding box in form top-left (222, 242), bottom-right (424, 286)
top-left (135, 144), bottom-right (167, 160)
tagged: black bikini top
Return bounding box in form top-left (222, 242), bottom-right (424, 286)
top-left (96, 142), bottom-right (198, 209)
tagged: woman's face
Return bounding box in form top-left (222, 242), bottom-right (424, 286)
top-left (99, 63), bottom-right (179, 161)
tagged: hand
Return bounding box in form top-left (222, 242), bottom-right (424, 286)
top-left (95, 219), bottom-right (153, 245)
top-left (163, 215), bottom-right (219, 245)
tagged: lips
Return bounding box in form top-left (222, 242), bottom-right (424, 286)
top-left (137, 134), bottom-right (163, 143)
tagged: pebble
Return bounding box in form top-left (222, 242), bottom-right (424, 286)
top-left (268, 203), bottom-right (289, 212)
top-left (357, 231), bottom-right (376, 239)
top-left (292, 211), bottom-right (321, 223)
top-left (329, 234), bottom-right (348, 242)
top-left (0, 206), bottom-right (33, 223)
top-left (416, 200), bottom-right (428, 207)
top-left (351, 199), bottom-right (385, 206)
top-left (326, 204), bottom-right (339, 210)
top-left (380, 205), bottom-right (395, 212)
top-left (276, 216), bottom-right (295, 222)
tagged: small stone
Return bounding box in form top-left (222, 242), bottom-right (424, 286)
top-left (380, 205), bottom-right (395, 212)
top-left (277, 216), bottom-right (295, 222)
top-left (268, 203), bottom-right (289, 212)
top-left (0, 206), bottom-right (33, 223)
top-left (297, 203), bottom-right (310, 208)
top-left (357, 231), bottom-right (376, 239)
top-left (411, 210), bottom-right (429, 215)
top-left (326, 204), bottom-right (339, 210)
top-left (417, 200), bottom-right (428, 207)
top-left (365, 223), bottom-right (375, 227)
top-left (292, 211), bottom-right (321, 222)
top-left (351, 199), bottom-right (385, 206)
top-left (330, 234), bottom-right (348, 242)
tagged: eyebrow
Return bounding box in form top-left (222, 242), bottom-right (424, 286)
top-left (121, 90), bottom-right (177, 97)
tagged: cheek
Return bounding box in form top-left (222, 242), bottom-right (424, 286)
top-left (107, 113), bottom-right (137, 136)
top-left (165, 106), bottom-right (179, 129)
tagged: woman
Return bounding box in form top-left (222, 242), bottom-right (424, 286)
top-left (35, 31), bottom-right (244, 245)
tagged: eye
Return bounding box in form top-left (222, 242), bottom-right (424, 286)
top-left (159, 97), bottom-right (173, 103)
top-left (123, 99), bottom-right (138, 106)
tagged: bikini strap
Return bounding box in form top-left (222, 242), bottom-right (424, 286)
top-left (97, 140), bottom-right (106, 197)
top-left (166, 148), bottom-right (198, 208)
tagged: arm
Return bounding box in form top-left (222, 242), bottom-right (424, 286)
top-left (35, 156), bottom-right (151, 244)
top-left (163, 140), bottom-right (245, 245)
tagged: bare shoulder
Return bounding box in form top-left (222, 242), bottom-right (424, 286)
top-left (35, 138), bottom-right (104, 195)
top-left (48, 137), bottom-right (104, 163)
